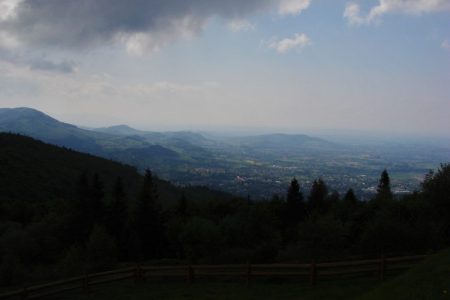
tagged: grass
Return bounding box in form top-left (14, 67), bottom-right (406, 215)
top-left (61, 278), bottom-right (380, 300)
top-left (358, 248), bottom-right (450, 300)
top-left (43, 249), bottom-right (450, 299)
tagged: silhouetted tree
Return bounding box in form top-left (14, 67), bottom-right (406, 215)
top-left (70, 172), bottom-right (92, 243)
top-left (176, 192), bottom-right (188, 221)
top-left (282, 178), bottom-right (305, 243)
top-left (133, 169), bottom-right (165, 259)
top-left (90, 173), bottom-right (105, 224)
top-left (308, 178), bottom-right (328, 216)
top-left (286, 178), bottom-right (305, 220)
top-left (106, 177), bottom-right (129, 260)
top-left (343, 188), bottom-right (357, 207)
top-left (422, 164), bottom-right (450, 244)
top-left (376, 169), bottom-right (393, 201)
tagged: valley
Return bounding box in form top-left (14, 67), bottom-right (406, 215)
top-left (1, 107), bottom-right (448, 199)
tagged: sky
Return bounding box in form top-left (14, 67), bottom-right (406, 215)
top-left (0, 0), bottom-right (449, 137)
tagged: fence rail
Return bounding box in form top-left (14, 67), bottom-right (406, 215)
top-left (0, 254), bottom-right (427, 299)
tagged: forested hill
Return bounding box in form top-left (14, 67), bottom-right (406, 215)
top-left (0, 133), bottom-right (231, 214)
top-left (0, 133), bottom-right (139, 205)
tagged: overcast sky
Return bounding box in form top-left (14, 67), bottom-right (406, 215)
top-left (0, 0), bottom-right (449, 136)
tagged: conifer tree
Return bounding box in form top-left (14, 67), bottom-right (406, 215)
top-left (176, 192), bottom-right (188, 221)
top-left (90, 173), bottom-right (105, 224)
top-left (71, 172), bottom-right (92, 243)
top-left (343, 188), bottom-right (357, 206)
top-left (376, 169), bottom-right (393, 201)
top-left (285, 178), bottom-right (305, 223)
top-left (106, 177), bottom-right (129, 260)
top-left (133, 169), bottom-right (165, 259)
top-left (283, 177), bottom-right (305, 244)
top-left (308, 178), bottom-right (328, 215)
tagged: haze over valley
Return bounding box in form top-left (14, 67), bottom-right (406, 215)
top-left (1, 107), bottom-right (447, 199)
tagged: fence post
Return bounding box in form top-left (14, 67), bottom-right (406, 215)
top-left (310, 260), bottom-right (317, 286)
top-left (246, 262), bottom-right (252, 287)
top-left (187, 264), bottom-right (194, 284)
top-left (379, 255), bottom-right (386, 281)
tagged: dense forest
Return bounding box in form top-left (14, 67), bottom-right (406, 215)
top-left (1, 133), bottom-right (449, 287)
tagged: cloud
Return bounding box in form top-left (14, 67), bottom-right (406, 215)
top-left (228, 19), bottom-right (256, 32)
top-left (0, 0), bottom-right (21, 21)
top-left (279, 0), bottom-right (311, 15)
top-left (267, 33), bottom-right (311, 53)
top-left (29, 58), bottom-right (75, 73)
top-left (0, 0), bottom-right (312, 55)
top-left (344, 0), bottom-right (450, 25)
top-left (0, 48), bottom-right (76, 73)
top-left (442, 39), bottom-right (450, 50)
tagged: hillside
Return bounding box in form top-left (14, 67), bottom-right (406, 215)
top-left (0, 107), bottom-right (203, 171)
top-left (0, 107), bottom-right (107, 154)
top-left (0, 133), bottom-right (231, 211)
top-left (0, 132), bottom-right (140, 206)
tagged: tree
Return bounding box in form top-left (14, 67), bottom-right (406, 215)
top-left (422, 164), bottom-right (450, 244)
top-left (105, 177), bottom-right (129, 260)
top-left (133, 169), bottom-right (165, 259)
top-left (308, 178), bottom-right (328, 216)
top-left (69, 172), bottom-right (92, 243)
top-left (176, 192), bottom-right (188, 221)
top-left (343, 188), bottom-right (357, 207)
top-left (90, 173), bottom-right (105, 224)
top-left (375, 169), bottom-right (393, 202)
top-left (286, 178), bottom-right (305, 221)
top-left (282, 178), bottom-right (305, 244)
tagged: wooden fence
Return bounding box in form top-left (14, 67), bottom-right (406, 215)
top-left (0, 254), bottom-right (427, 299)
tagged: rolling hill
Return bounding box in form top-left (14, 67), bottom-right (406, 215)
top-left (0, 107), bottom-right (208, 172)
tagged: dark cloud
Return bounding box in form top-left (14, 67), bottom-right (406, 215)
top-left (0, 48), bottom-right (76, 73)
top-left (1, 0), bottom-right (280, 50)
top-left (29, 58), bottom-right (75, 73)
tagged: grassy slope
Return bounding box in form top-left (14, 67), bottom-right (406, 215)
top-left (63, 249), bottom-right (450, 300)
top-left (64, 279), bottom-right (380, 300)
top-left (358, 249), bottom-right (450, 300)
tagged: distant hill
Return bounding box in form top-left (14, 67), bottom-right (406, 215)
top-left (94, 124), bottom-right (148, 136)
top-left (225, 133), bottom-right (337, 153)
top-left (0, 107), bottom-right (189, 167)
top-left (94, 125), bottom-right (211, 146)
top-left (0, 107), bottom-right (106, 154)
